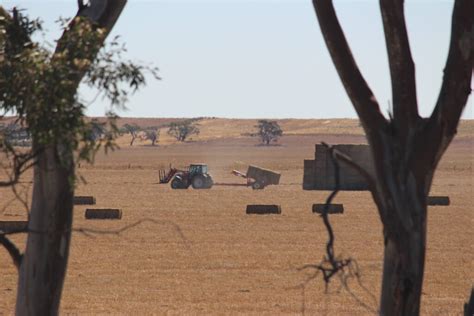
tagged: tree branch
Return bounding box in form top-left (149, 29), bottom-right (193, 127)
top-left (312, 0), bottom-right (388, 136)
top-left (322, 142), bottom-right (375, 190)
top-left (0, 149), bottom-right (39, 187)
top-left (421, 0), bottom-right (473, 169)
top-left (52, 0), bottom-right (127, 82)
top-left (429, 0), bottom-right (473, 139)
top-left (2, 218), bottom-right (191, 251)
top-left (379, 0), bottom-right (419, 129)
top-left (321, 142), bottom-right (388, 226)
top-left (0, 234), bottom-right (22, 270)
top-left (77, 0), bottom-right (127, 36)
top-left (73, 218), bottom-right (189, 250)
top-left (299, 143), bottom-right (354, 286)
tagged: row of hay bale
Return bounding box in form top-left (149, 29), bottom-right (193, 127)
top-left (245, 196), bottom-right (450, 215)
top-left (74, 195), bottom-right (122, 220)
top-left (245, 204), bottom-right (343, 215)
top-left (1, 209), bottom-right (121, 233)
top-left (3, 196), bottom-right (448, 226)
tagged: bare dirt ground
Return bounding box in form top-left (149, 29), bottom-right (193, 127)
top-left (0, 119), bottom-right (472, 315)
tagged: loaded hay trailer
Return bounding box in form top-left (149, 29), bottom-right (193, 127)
top-left (231, 165), bottom-right (280, 190)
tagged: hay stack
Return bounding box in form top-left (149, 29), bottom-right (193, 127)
top-left (304, 144), bottom-right (374, 191)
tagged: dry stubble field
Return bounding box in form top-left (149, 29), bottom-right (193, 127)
top-left (0, 119), bottom-right (473, 315)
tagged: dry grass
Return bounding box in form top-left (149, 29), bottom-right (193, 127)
top-left (0, 119), bottom-right (472, 315)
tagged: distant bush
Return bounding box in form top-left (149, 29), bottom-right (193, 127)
top-left (143, 127), bottom-right (160, 146)
top-left (254, 120), bottom-right (283, 145)
top-left (121, 123), bottom-right (141, 146)
top-left (167, 120), bottom-right (200, 142)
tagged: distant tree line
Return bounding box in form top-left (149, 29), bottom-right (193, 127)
top-left (119, 118), bottom-right (284, 146)
top-left (120, 119), bottom-right (202, 145)
top-left (167, 120), bottom-right (200, 142)
top-left (121, 123), bottom-right (160, 146)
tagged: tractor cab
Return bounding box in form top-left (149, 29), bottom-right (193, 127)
top-left (189, 163), bottom-right (208, 175)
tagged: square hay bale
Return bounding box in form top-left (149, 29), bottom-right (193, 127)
top-left (246, 205), bottom-right (281, 215)
top-left (427, 196), bottom-right (450, 206)
top-left (74, 196), bottom-right (96, 205)
top-left (0, 220), bottom-right (28, 233)
top-left (85, 208), bottom-right (122, 220)
top-left (312, 204), bottom-right (344, 214)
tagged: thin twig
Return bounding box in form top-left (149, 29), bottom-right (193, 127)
top-left (290, 142), bottom-right (378, 314)
top-left (321, 141), bottom-right (376, 191)
top-left (72, 218), bottom-right (191, 250)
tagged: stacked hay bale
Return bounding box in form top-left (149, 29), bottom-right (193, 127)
top-left (303, 144), bottom-right (374, 191)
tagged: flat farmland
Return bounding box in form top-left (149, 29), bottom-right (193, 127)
top-left (0, 120), bottom-right (472, 315)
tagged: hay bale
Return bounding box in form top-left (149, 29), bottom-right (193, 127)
top-left (74, 196), bottom-right (96, 205)
top-left (246, 205), bottom-right (281, 215)
top-left (303, 160), bottom-right (317, 190)
top-left (427, 196), bottom-right (450, 206)
top-left (85, 209), bottom-right (122, 220)
top-left (0, 221), bottom-right (28, 233)
top-left (312, 204), bottom-right (344, 214)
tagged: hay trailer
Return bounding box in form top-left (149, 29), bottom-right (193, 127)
top-left (231, 165), bottom-right (280, 190)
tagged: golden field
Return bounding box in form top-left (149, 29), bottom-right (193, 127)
top-left (0, 119), bottom-right (472, 315)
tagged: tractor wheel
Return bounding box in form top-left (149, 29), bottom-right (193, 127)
top-left (252, 181), bottom-right (264, 190)
top-left (192, 175), bottom-right (206, 189)
top-left (171, 178), bottom-right (184, 189)
top-left (205, 176), bottom-right (214, 189)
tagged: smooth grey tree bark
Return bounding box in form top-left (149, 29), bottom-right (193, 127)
top-left (15, 1), bottom-right (127, 314)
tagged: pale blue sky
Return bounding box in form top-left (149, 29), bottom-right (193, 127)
top-left (3, 0), bottom-right (473, 118)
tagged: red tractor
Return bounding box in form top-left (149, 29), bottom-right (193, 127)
top-left (159, 163), bottom-right (214, 189)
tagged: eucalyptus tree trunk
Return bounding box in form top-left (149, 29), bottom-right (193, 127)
top-left (12, 1), bottom-right (128, 314)
top-left (374, 150), bottom-right (431, 315)
top-left (380, 233), bottom-right (426, 315)
top-left (312, 0), bottom-right (472, 314)
top-left (16, 144), bottom-right (75, 315)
